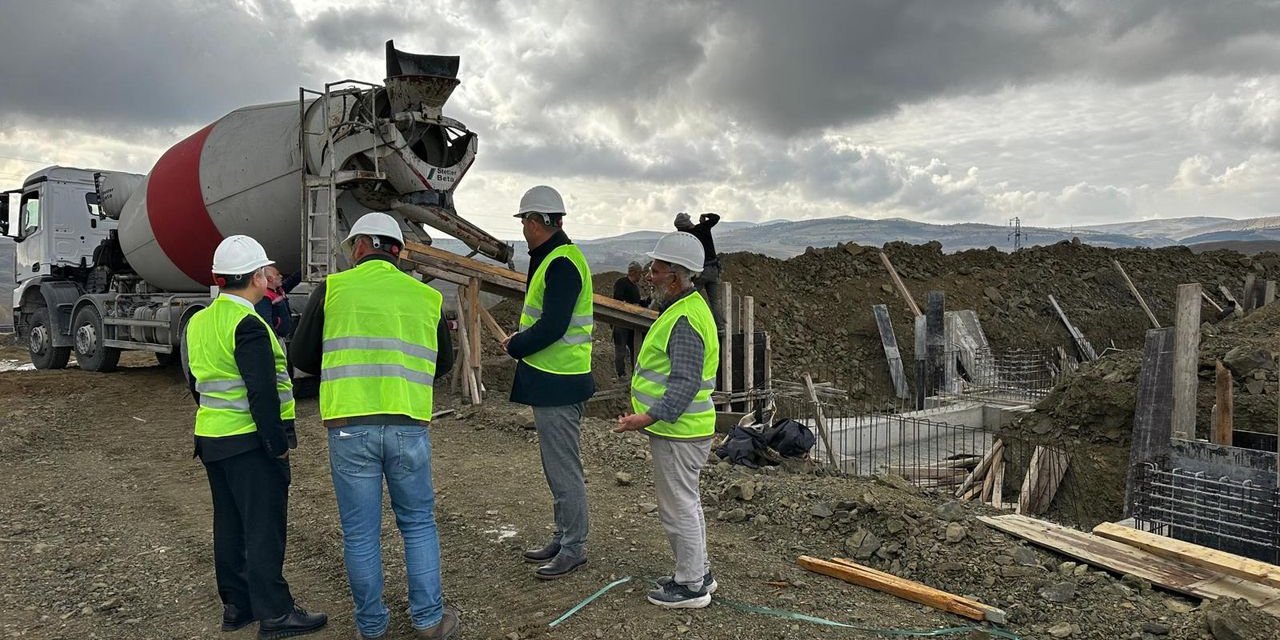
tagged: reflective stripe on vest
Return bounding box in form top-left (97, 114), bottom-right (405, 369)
top-left (631, 292), bottom-right (721, 439)
top-left (320, 259), bottom-right (442, 422)
top-left (187, 296), bottom-right (296, 438)
top-left (518, 244), bottom-right (594, 374)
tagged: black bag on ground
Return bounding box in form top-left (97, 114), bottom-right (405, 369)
top-left (763, 418), bottom-right (816, 458)
top-left (715, 425), bottom-right (767, 468)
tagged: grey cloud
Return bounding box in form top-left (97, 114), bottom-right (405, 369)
top-left (0, 0), bottom-right (311, 129)
top-left (306, 2), bottom-right (478, 55)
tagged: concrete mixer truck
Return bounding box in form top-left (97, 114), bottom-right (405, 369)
top-left (1, 41), bottom-right (512, 371)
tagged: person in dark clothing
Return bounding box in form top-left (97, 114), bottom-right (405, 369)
top-left (674, 212), bottom-right (724, 332)
top-left (183, 235), bottom-right (327, 640)
top-left (611, 261), bottom-right (644, 379)
top-left (254, 266), bottom-right (301, 338)
top-left (502, 185), bottom-right (595, 580)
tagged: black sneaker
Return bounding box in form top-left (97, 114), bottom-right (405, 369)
top-left (522, 541), bottom-right (561, 564)
top-left (656, 571), bottom-right (718, 595)
top-left (222, 604), bottom-right (255, 632)
top-left (646, 581), bottom-right (711, 609)
top-left (257, 605), bottom-right (328, 639)
top-left (534, 553), bottom-right (587, 580)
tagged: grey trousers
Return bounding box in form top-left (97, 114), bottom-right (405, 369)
top-left (533, 403), bottom-right (589, 558)
top-left (650, 435), bottom-right (713, 587)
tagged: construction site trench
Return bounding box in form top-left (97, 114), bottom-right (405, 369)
top-left (2, 240), bottom-right (1279, 640)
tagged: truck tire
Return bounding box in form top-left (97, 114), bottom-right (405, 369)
top-left (155, 352), bottom-right (178, 368)
top-left (28, 308), bottom-right (71, 370)
top-left (72, 305), bottom-right (121, 372)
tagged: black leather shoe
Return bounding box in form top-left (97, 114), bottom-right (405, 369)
top-left (222, 604), bottom-right (255, 632)
top-left (534, 553), bottom-right (587, 580)
top-left (257, 605), bottom-right (327, 639)
top-left (522, 541), bottom-right (561, 564)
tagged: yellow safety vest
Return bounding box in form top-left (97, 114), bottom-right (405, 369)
top-left (518, 244), bottom-right (594, 375)
top-left (320, 259), bottom-right (442, 422)
top-left (187, 296), bottom-right (295, 437)
top-left (631, 292), bottom-right (720, 439)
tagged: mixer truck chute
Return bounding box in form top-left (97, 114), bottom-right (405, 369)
top-left (3, 42), bottom-right (512, 371)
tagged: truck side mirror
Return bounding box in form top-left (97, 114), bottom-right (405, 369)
top-left (0, 196), bottom-right (9, 237)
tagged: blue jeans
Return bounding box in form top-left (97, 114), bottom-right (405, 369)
top-left (329, 425), bottom-right (443, 637)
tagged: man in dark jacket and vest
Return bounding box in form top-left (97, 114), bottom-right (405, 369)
top-left (615, 231), bottom-right (721, 609)
top-left (502, 185), bottom-right (595, 579)
top-left (184, 235), bottom-right (328, 639)
top-left (290, 212), bottom-right (458, 640)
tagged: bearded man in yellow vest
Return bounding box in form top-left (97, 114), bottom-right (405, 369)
top-left (614, 231), bottom-right (721, 609)
top-left (184, 235), bottom-right (328, 639)
top-left (290, 213), bottom-right (458, 640)
top-left (502, 186), bottom-right (596, 580)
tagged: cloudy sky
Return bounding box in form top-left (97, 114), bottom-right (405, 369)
top-left (4, 0), bottom-right (1280, 240)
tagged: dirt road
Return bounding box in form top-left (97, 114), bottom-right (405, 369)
top-left (1, 344), bottom-right (1276, 639)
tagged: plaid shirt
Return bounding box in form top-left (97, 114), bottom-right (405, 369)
top-left (647, 289), bottom-right (706, 424)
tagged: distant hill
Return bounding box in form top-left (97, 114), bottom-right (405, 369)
top-left (433, 213), bottom-right (1280, 274)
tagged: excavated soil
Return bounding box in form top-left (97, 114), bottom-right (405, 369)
top-left (1, 342), bottom-right (1278, 640)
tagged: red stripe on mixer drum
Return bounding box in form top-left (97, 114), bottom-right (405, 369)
top-left (145, 123), bottom-right (223, 286)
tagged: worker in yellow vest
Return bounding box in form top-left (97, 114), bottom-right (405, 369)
top-left (502, 185), bottom-right (596, 579)
top-left (184, 235), bottom-right (328, 639)
top-left (615, 231), bottom-right (721, 609)
top-left (290, 213), bottom-right (458, 640)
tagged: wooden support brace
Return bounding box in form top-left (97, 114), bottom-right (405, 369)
top-left (1171, 284), bottom-right (1201, 441)
top-left (879, 252), bottom-right (923, 317)
top-left (797, 556), bottom-right (1006, 624)
top-left (1201, 290), bottom-right (1224, 313)
top-left (804, 373), bottom-right (839, 468)
top-left (955, 439), bottom-right (1003, 499)
top-left (1112, 259), bottom-right (1161, 328)
top-left (743, 296), bottom-right (755, 412)
top-left (720, 282), bottom-right (734, 408)
top-left (1212, 360), bottom-right (1233, 445)
top-left (477, 304), bottom-right (509, 344)
top-left (988, 454), bottom-right (1005, 509)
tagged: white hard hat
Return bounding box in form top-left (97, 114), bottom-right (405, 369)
top-left (515, 185), bottom-right (566, 217)
top-left (646, 232), bottom-right (704, 273)
top-left (343, 212), bottom-right (405, 252)
top-left (211, 235), bottom-right (274, 275)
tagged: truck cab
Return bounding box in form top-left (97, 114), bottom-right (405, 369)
top-left (2, 167), bottom-right (118, 368)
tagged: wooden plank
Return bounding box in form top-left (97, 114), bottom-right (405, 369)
top-left (454, 290), bottom-right (481, 405)
top-left (955, 439), bottom-right (1003, 498)
top-left (1218, 284), bottom-right (1240, 308)
top-left (1212, 360), bottom-right (1234, 445)
top-left (872, 304), bottom-right (911, 399)
top-left (721, 282), bottom-right (733, 407)
top-left (1172, 284), bottom-right (1201, 441)
top-left (1028, 447), bottom-right (1069, 515)
top-left (467, 278), bottom-right (482, 389)
top-left (1048, 294), bottom-right (1097, 361)
top-left (980, 447), bottom-right (999, 503)
top-left (1092, 522), bottom-right (1280, 590)
top-left (1201, 290), bottom-right (1224, 313)
top-left (743, 296), bottom-right (755, 412)
top-left (1125, 327), bottom-right (1176, 516)
top-left (403, 241), bottom-right (657, 331)
top-left (879, 252), bottom-right (923, 317)
top-left (478, 304), bottom-right (509, 344)
top-left (989, 454), bottom-right (1005, 508)
top-left (798, 556), bottom-right (1006, 623)
top-left (1016, 446), bottom-right (1045, 515)
top-left (980, 515), bottom-right (1280, 616)
top-left (803, 374), bottom-right (838, 467)
top-left (1112, 259), bottom-right (1161, 328)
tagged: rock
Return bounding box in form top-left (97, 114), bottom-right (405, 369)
top-left (881, 284), bottom-right (894, 294)
top-left (877, 474), bottom-right (915, 492)
top-left (1164, 598), bottom-right (1196, 614)
top-left (1012, 546), bottom-right (1039, 566)
top-left (1121, 574), bottom-right (1152, 591)
top-left (1000, 566), bottom-right (1039, 578)
top-left (639, 503), bottom-right (659, 514)
top-left (1206, 610), bottom-right (1247, 640)
top-left (719, 508), bottom-right (748, 523)
top-left (811, 503), bottom-right (834, 519)
top-left (720, 480), bottom-right (756, 502)
top-left (1141, 622), bottom-right (1170, 636)
top-left (937, 562), bottom-right (966, 573)
top-left (1048, 622), bottom-right (1073, 638)
top-left (993, 555), bottom-right (1014, 566)
top-left (845, 530), bottom-right (882, 560)
top-left (935, 501), bottom-right (966, 522)
top-left (754, 515), bottom-right (770, 526)
top-left (1058, 561), bottom-right (1077, 575)
top-left (945, 523), bottom-right (967, 543)
top-left (1040, 581), bottom-right (1076, 603)
top-left (1246, 380), bottom-right (1265, 395)
top-left (615, 472), bottom-right (633, 486)
top-left (1222, 346), bottom-right (1275, 378)
top-left (983, 287), bottom-right (1004, 305)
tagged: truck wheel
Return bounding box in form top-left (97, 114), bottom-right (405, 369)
top-left (73, 305), bottom-right (121, 372)
top-left (154, 352), bottom-right (178, 367)
top-left (28, 308), bottom-right (71, 370)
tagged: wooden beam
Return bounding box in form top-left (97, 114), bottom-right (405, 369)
top-left (955, 439), bottom-right (1002, 499)
top-left (1016, 446), bottom-right (1044, 515)
top-left (979, 515), bottom-right (1280, 618)
top-left (1218, 284), bottom-right (1240, 308)
top-left (988, 454), bottom-right (1005, 509)
top-left (797, 556), bottom-right (1006, 624)
top-left (720, 282), bottom-right (733, 409)
top-left (1212, 360), bottom-right (1233, 445)
top-left (1112, 259), bottom-right (1161, 328)
top-left (803, 373), bottom-right (838, 468)
top-left (1029, 447), bottom-right (1069, 515)
top-left (1201, 290), bottom-right (1224, 313)
top-left (1048, 294), bottom-right (1097, 361)
top-left (743, 296), bottom-right (755, 412)
top-left (454, 290), bottom-right (481, 405)
top-left (467, 278), bottom-right (482, 390)
top-left (1171, 284), bottom-right (1201, 441)
top-left (477, 304), bottom-right (509, 344)
top-left (1092, 523), bottom-right (1280, 590)
top-left (879, 252), bottom-right (923, 317)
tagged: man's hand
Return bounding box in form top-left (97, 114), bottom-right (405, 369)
top-left (500, 332), bottom-right (515, 355)
top-left (277, 451), bottom-right (289, 460)
top-left (614, 412), bottom-right (655, 433)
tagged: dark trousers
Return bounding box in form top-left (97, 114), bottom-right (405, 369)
top-left (612, 328), bottom-right (635, 378)
top-left (203, 447), bottom-right (295, 620)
